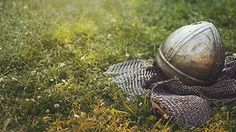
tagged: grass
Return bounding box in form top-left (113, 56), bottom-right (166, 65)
top-left (0, 0), bottom-right (236, 131)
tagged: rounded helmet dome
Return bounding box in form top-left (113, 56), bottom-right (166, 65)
top-left (156, 21), bottom-right (225, 85)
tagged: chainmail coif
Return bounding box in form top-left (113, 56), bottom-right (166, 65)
top-left (104, 52), bottom-right (236, 127)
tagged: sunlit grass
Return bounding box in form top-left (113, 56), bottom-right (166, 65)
top-left (53, 19), bottom-right (98, 43)
top-left (0, 0), bottom-right (236, 131)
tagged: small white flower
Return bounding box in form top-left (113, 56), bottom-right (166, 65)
top-left (108, 77), bottom-right (113, 81)
top-left (62, 79), bottom-right (68, 85)
top-left (74, 114), bottom-right (80, 118)
top-left (31, 99), bottom-right (35, 102)
top-left (125, 53), bottom-right (129, 57)
top-left (0, 77), bottom-right (3, 82)
top-left (220, 106), bottom-right (227, 111)
top-left (138, 102), bottom-right (143, 107)
top-left (80, 55), bottom-right (86, 61)
top-left (25, 99), bottom-right (30, 101)
top-left (12, 77), bottom-right (18, 81)
top-left (0, 96), bottom-right (4, 100)
top-left (58, 63), bottom-right (65, 67)
top-left (54, 104), bottom-right (60, 108)
top-left (31, 70), bottom-right (36, 75)
top-left (45, 109), bottom-right (50, 113)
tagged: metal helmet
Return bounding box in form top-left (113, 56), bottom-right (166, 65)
top-left (156, 21), bottom-right (225, 85)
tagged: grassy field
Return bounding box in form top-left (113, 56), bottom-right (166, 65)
top-left (1, 0), bottom-right (236, 131)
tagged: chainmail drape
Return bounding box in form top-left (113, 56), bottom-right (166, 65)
top-left (104, 52), bottom-right (236, 127)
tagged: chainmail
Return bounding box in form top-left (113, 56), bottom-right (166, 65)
top-left (104, 52), bottom-right (236, 127)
